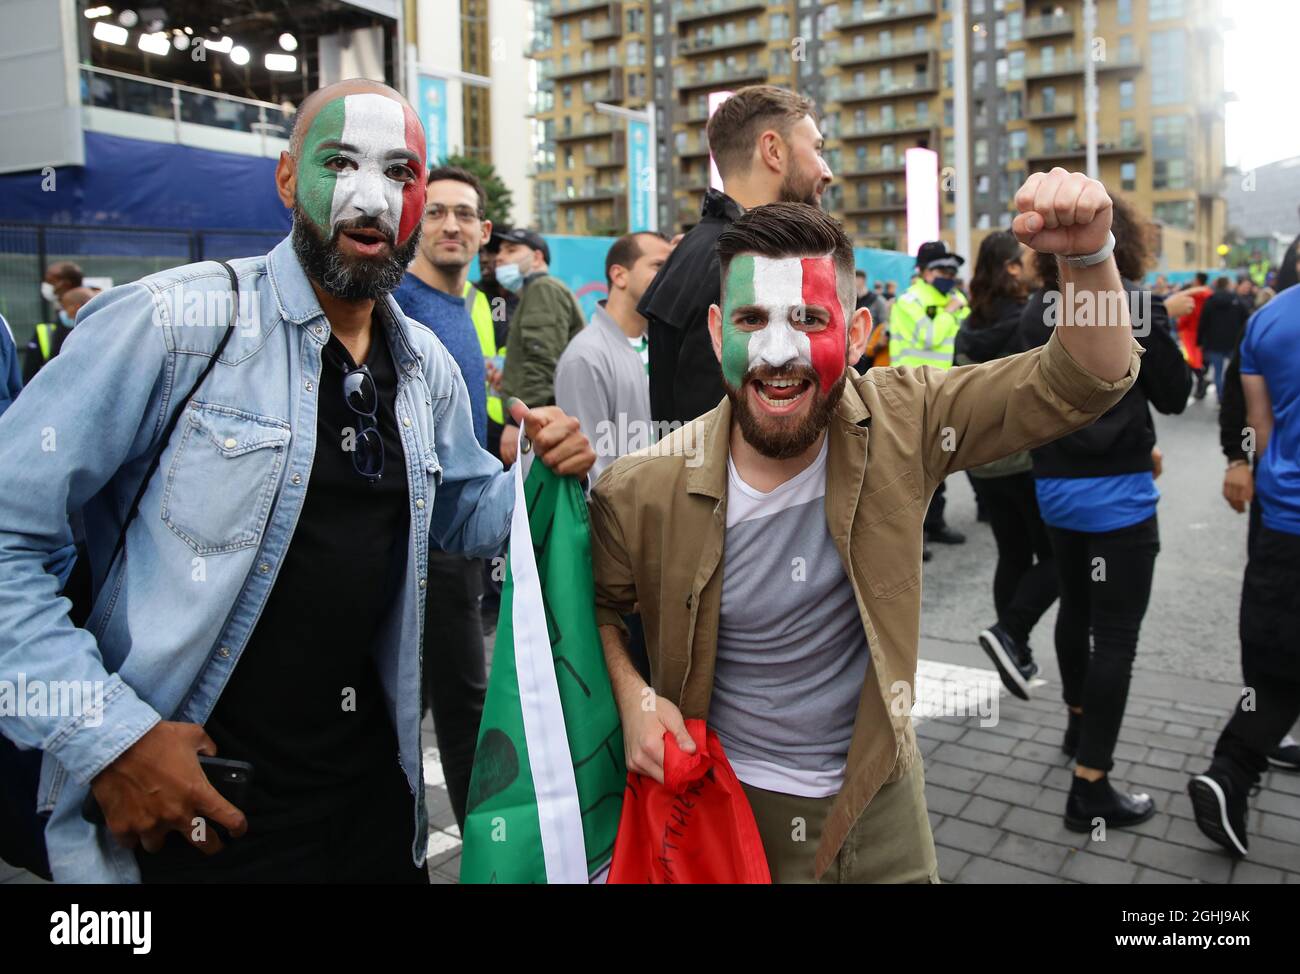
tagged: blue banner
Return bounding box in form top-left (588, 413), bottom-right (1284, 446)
top-left (419, 74), bottom-right (449, 167)
top-left (627, 118), bottom-right (652, 232)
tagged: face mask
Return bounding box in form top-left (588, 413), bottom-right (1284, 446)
top-left (296, 92), bottom-right (427, 246)
top-left (932, 276), bottom-right (957, 296)
top-left (41, 281), bottom-right (56, 303)
top-left (496, 261), bottom-right (525, 294)
top-left (57, 309), bottom-right (73, 327)
top-left (720, 254), bottom-right (847, 391)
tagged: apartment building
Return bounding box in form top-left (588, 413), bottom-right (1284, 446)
top-left (525, 0), bottom-right (1226, 268)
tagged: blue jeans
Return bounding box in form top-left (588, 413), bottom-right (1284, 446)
top-left (1205, 350), bottom-right (1229, 397)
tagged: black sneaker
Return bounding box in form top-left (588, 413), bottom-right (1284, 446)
top-left (1188, 769), bottom-right (1249, 858)
top-left (925, 525), bottom-right (967, 545)
top-left (1193, 372), bottom-right (1209, 400)
top-left (1267, 734), bottom-right (1300, 771)
top-left (1063, 710), bottom-right (1081, 758)
top-left (1065, 775), bottom-right (1156, 833)
top-left (978, 623), bottom-right (1037, 700)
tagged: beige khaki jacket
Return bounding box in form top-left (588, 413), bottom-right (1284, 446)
top-left (589, 332), bottom-right (1141, 878)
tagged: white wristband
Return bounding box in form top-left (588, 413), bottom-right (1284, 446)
top-left (1061, 230), bottom-right (1116, 268)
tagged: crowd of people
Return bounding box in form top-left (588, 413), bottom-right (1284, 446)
top-left (0, 79), bottom-right (1295, 884)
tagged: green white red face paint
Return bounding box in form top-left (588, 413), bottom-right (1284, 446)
top-left (720, 253), bottom-right (848, 394)
top-left (296, 92), bottom-right (426, 246)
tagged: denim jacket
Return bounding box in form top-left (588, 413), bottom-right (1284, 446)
top-left (0, 236), bottom-right (514, 882)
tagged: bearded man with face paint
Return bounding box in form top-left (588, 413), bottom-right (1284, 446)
top-left (0, 79), bottom-right (595, 884)
top-left (589, 172), bottom-right (1143, 883)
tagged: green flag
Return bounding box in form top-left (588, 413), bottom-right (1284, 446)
top-left (460, 459), bottom-right (625, 883)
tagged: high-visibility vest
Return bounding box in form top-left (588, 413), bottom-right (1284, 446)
top-left (34, 322), bottom-right (62, 362)
top-left (464, 282), bottom-right (506, 425)
top-left (889, 280), bottom-right (968, 370)
top-left (1248, 260), bottom-right (1269, 288)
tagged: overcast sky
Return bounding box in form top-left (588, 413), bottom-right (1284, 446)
top-left (1223, 0), bottom-right (1298, 171)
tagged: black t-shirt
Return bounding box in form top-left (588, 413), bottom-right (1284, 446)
top-left (201, 319), bottom-right (411, 830)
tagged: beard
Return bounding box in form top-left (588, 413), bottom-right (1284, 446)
top-left (291, 204), bottom-right (420, 301)
top-left (778, 167), bottom-right (824, 207)
top-left (725, 362), bottom-right (846, 460)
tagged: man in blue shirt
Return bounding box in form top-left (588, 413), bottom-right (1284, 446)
top-left (1190, 284), bottom-right (1300, 860)
top-left (391, 164), bottom-right (494, 831)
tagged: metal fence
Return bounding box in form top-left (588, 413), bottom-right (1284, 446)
top-left (0, 222), bottom-right (285, 347)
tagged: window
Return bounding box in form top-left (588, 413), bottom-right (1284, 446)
top-left (944, 98), bottom-right (954, 126)
top-left (1117, 0), bottom-right (1133, 25)
top-left (944, 58), bottom-right (954, 86)
top-left (770, 14), bottom-right (788, 39)
top-left (1008, 50), bottom-right (1024, 80)
top-left (1151, 31), bottom-right (1186, 105)
top-left (1121, 161), bottom-right (1137, 191)
top-left (1121, 118), bottom-right (1137, 143)
top-left (995, 57), bottom-right (1008, 85)
top-left (973, 60), bottom-right (987, 86)
top-left (1043, 127), bottom-right (1057, 151)
top-left (1152, 115), bottom-right (1190, 189)
top-left (977, 174), bottom-right (991, 196)
top-left (943, 20), bottom-right (954, 50)
top-left (975, 98), bottom-right (988, 126)
top-left (971, 22), bottom-right (984, 53)
top-left (1154, 200), bottom-right (1194, 229)
top-left (1120, 79), bottom-right (1135, 110)
top-left (1150, 0), bottom-right (1185, 20)
top-left (1008, 11), bottom-right (1022, 42)
top-left (1010, 129), bottom-right (1027, 160)
top-left (1118, 35), bottom-right (1135, 64)
top-left (974, 137), bottom-right (989, 165)
top-left (995, 18), bottom-right (1007, 49)
top-left (915, 100), bottom-right (930, 120)
top-left (1008, 90), bottom-right (1022, 120)
top-left (942, 136), bottom-right (954, 163)
top-left (977, 212), bottom-right (992, 229)
top-left (561, 23), bottom-right (570, 45)
top-left (628, 8), bottom-right (642, 33)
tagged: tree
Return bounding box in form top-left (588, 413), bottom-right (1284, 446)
top-left (441, 154), bottom-right (514, 227)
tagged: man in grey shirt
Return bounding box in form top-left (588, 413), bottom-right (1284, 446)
top-left (556, 232), bottom-right (672, 481)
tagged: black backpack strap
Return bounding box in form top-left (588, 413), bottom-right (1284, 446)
top-left (106, 260), bottom-right (240, 570)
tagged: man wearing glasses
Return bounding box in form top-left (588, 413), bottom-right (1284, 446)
top-left (392, 165), bottom-right (497, 834)
top-left (0, 79), bottom-right (594, 883)
top-left (891, 241), bottom-right (972, 552)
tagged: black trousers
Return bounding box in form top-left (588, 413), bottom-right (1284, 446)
top-left (971, 471), bottom-right (1058, 645)
top-left (137, 764), bottom-right (427, 884)
top-left (924, 479), bottom-right (948, 532)
top-left (1211, 524), bottom-right (1300, 788)
top-left (1047, 514), bottom-right (1161, 772)
top-left (423, 549), bottom-right (488, 831)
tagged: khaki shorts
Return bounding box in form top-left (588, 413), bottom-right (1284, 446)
top-left (741, 759), bottom-right (940, 884)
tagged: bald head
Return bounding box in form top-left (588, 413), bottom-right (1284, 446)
top-left (288, 79), bottom-right (414, 159)
top-left (60, 287), bottom-right (95, 318)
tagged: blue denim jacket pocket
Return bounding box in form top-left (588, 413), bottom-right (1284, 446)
top-left (160, 401), bottom-right (291, 555)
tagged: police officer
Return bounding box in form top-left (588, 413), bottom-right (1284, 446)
top-left (891, 241), bottom-right (970, 548)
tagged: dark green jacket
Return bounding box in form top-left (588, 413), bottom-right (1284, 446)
top-left (500, 272), bottom-right (585, 410)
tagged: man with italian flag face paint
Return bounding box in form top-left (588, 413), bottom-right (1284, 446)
top-left (592, 184), bottom-right (1143, 882)
top-left (707, 206), bottom-right (867, 461)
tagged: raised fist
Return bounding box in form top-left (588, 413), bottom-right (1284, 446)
top-left (1012, 168), bottom-right (1113, 258)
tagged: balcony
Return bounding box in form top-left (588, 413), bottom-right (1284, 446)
top-left (1026, 133), bottom-right (1145, 164)
top-left (1026, 49), bottom-right (1143, 81)
top-left (1024, 12), bottom-right (1074, 40)
top-left (79, 65), bottom-right (291, 159)
top-left (838, 114), bottom-right (937, 138)
top-left (836, 0), bottom-right (938, 31)
top-left (1025, 96), bottom-right (1077, 121)
top-left (526, 36), bottom-right (554, 58)
top-left (844, 193), bottom-right (907, 215)
top-left (678, 25), bottom-right (767, 55)
top-left (677, 136), bottom-right (711, 158)
top-left (832, 35), bottom-right (935, 67)
top-left (584, 134), bottom-right (627, 168)
top-left (554, 119), bottom-right (619, 142)
top-left (674, 64), bottom-right (769, 92)
top-left (682, 102), bottom-right (714, 123)
top-left (673, 0), bottom-right (768, 26)
top-left (551, 55), bottom-right (621, 81)
top-left (552, 0), bottom-right (616, 17)
top-left (839, 156), bottom-right (907, 177)
top-left (557, 183), bottom-right (628, 204)
top-left (581, 14), bottom-right (623, 42)
top-left (831, 73), bottom-right (937, 103)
